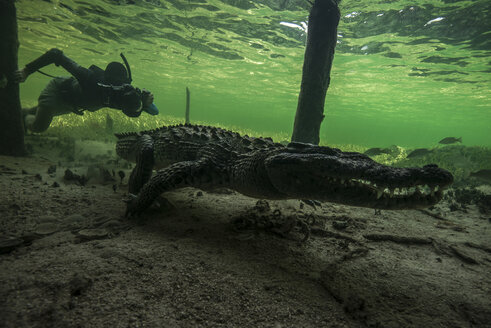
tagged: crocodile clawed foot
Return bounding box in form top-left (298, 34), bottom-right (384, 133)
top-left (124, 193), bottom-right (140, 219)
top-left (124, 194), bottom-right (176, 219)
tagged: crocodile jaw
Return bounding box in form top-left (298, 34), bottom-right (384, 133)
top-left (265, 153), bottom-right (453, 210)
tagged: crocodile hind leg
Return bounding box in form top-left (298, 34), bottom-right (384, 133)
top-left (128, 134), bottom-right (154, 194)
top-left (125, 159), bottom-right (215, 217)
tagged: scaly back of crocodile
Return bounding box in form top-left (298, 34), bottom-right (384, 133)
top-left (115, 124), bottom-right (284, 167)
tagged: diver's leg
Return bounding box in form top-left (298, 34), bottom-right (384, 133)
top-left (21, 106), bottom-right (38, 132)
top-left (22, 106), bottom-right (38, 116)
top-left (25, 104), bottom-right (54, 133)
top-left (26, 78), bottom-right (67, 133)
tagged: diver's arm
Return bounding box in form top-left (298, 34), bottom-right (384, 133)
top-left (97, 83), bottom-right (158, 117)
top-left (98, 83), bottom-right (144, 117)
top-left (19, 48), bottom-right (89, 82)
top-left (123, 107), bottom-right (143, 117)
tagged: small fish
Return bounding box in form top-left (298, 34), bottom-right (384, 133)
top-left (438, 137), bottom-right (462, 144)
top-left (469, 169), bottom-right (491, 182)
top-left (364, 147), bottom-right (392, 156)
top-left (407, 148), bottom-right (433, 158)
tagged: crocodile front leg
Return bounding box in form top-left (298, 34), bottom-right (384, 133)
top-left (128, 134), bottom-right (154, 194)
top-left (125, 159), bottom-right (217, 217)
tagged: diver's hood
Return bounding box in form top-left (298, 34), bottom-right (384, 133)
top-left (103, 53), bottom-right (133, 85)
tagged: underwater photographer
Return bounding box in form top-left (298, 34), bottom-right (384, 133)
top-left (14, 48), bottom-right (159, 133)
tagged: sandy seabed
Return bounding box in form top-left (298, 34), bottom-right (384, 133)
top-left (0, 136), bottom-right (490, 328)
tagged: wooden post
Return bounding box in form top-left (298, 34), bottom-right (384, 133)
top-left (291, 0), bottom-right (340, 145)
top-left (185, 87), bottom-right (190, 124)
top-left (0, 0), bottom-right (25, 155)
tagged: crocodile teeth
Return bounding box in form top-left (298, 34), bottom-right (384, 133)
top-left (377, 190), bottom-right (383, 199)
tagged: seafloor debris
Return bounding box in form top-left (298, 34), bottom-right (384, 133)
top-left (232, 200), bottom-right (310, 241)
top-left (63, 168), bottom-right (87, 186)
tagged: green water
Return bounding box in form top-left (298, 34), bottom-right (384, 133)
top-left (16, 0), bottom-right (491, 147)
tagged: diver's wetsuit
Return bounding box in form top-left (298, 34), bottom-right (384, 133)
top-left (23, 48), bottom-right (149, 132)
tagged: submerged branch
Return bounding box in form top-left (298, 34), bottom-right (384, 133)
top-left (364, 233), bottom-right (432, 245)
top-left (185, 87), bottom-right (190, 124)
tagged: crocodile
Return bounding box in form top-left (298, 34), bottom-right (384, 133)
top-left (115, 124), bottom-right (453, 217)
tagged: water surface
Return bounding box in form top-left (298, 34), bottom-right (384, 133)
top-left (16, 0), bottom-right (491, 147)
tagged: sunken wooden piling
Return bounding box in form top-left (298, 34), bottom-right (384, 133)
top-left (291, 0), bottom-right (340, 145)
top-left (0, 0), bottom-right (25, 155)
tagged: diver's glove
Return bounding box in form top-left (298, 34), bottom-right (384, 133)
top-left (141, 89), bottom-right (159, 115)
